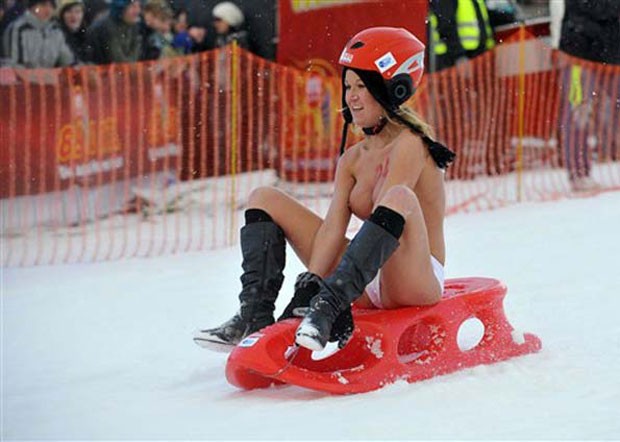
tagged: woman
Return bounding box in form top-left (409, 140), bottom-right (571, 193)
top-left (194, 27), bottom-right (455, 352)
top-left (56, 0), bottom-right (88, 63)
top-left (211, 1), bottom-right (248, 50)
top-left (141, 0), bottom-right (179, 60)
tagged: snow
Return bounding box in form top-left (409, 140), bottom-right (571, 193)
top-left (3, 191), bottom-right (620, 440)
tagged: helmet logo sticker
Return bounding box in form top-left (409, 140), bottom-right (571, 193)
top-left (375, 52), bottom-right (397, 73)
top-left (339, 50), bottom-right (353, 64)
top-left (394, 52), bottom-right (424, 76)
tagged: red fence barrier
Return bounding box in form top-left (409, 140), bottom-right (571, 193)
top-left (1, 33), bottom-right (619, 266)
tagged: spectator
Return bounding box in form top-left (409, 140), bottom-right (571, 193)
top-left (170, 8), bottom-right (194, 54)
top-left (56, 0), bottom-right (88, 62)
top-left (211, 1), bottom-right (248, 50)
top-left (428, 0), bottom-right (496, 72)
top-left (2, 0), bottom-right (75, 68)
top-left (141, 0), bottom-right (179, 60)
top-left (85, 0), bottom-right (142, 64)
top-left (558, 0), bottom-right (620, 191)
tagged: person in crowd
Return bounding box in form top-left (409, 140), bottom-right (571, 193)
top-left (166, 0), bottom-right (209, 53)
top-left (211, 1), bottom-right (248, 50)
top-left (56, 0), bottom-right (87, 62)
top-left (558, 0), bottom-right (620, 192)
top-left (2, 0), bottom-right (75, 68)
top-left (428, 0), bottom-right (496, 72)
top-left (85, 0), bottom-right (141, 64)
top-left (169, 8), bottom-right (193, 54)
top-left (141, 0), bottom-right (179, 60)
top-left (193, 27), bottom-right (456, 352)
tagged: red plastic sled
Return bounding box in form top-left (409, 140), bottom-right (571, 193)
top-left (226, 277), bottom-right (542, 394)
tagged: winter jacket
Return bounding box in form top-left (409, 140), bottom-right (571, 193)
top-left (2, 10), bottom-right (75, 68)
top-left (214, 29), bottom-right (249, 50)
top-left (560, 0), bottom-right (620, 64)
top-left (59, 21), bottom-right (89, 63)
top-left (85, 13), bottom-right (142, 64)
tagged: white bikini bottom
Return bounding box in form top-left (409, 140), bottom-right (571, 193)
top-left (365, 255), bottom-right (445, 309)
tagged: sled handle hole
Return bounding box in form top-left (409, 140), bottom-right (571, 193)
top-left (456, 317), bottom-right (485, 352)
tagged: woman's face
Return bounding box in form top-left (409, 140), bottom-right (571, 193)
top-left (213, 17), bottom-right (230, 35)
top-left (62, 4), bottom-right (84, 31)
top-left (344, 69), bottom-right (383, 128)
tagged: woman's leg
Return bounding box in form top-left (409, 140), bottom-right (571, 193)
top-left (195, 186), bottom-right (332, 349)
top-left (374, 185), bottom-right (443, 308)
top-left (248, 186), bottom-right (348, 267)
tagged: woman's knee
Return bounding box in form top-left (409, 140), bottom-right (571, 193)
top-left (376, 185), bottom-right (420, 217)
top-left (247, 186), bottom-right (284, 209)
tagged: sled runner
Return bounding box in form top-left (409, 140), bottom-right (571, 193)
top-left (225, 277), bottom-right (542, 394)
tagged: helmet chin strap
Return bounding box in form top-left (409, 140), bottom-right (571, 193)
top-left (339, 115), bottom-right (388, 155)
top-left (361, 116), bottom-right (388, 136)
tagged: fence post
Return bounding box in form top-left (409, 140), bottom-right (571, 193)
top-left (516, 24), bottom-right (526, 202)
top-left (229, 41), bottom-right (239, 246)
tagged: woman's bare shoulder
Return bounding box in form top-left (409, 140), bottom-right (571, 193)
top-left (390, 130), bottom-right (427, 160)
top-left (339, 140), bottom-right (364, 165)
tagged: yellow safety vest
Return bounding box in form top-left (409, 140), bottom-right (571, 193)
top-left (457, 0), bottom-right (495, 51)
top-left (430, 0), bottom-right (495, 55)
top-left (429, 12), bottom-right (448, 55)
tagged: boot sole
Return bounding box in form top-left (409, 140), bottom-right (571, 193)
top-left (193, 336), bottom-right (236, 353)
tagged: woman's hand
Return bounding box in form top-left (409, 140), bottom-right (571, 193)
top-left (279, 271), bottom-right (354, 349)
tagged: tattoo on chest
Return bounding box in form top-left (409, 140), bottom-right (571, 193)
top-left (375, 157), bottom-right (390, 180)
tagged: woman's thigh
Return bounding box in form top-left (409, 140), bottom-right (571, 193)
top-left (378, 197), bottom-right (443, 308)
top-left (248, 186), bottom-right (324, 267)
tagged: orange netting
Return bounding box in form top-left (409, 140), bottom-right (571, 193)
top-left (1, 32), bottom-right (619, 266)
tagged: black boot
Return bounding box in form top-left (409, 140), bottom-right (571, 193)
top-left (279, 271), bottom-right (355, 349)
top-left (296, 207), bottom-right (404, 351)
top-left (194, 215), bottom-right (286, 350)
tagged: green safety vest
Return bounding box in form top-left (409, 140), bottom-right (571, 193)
top-left (430, 0), bottom-right (495, 55)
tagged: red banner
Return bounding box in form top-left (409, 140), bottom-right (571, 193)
top-left (0, 63), bottom-right (181, 199)
top-left (277, 0), bottom-right (428, 71)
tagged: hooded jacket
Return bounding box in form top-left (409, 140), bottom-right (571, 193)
top-left (2, 9), bottom-right (75, 68)
top-left (85, 11), bottom-right (142, 64)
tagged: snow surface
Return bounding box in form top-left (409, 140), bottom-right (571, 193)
top-left (3, 191), bottom-right (620, 440)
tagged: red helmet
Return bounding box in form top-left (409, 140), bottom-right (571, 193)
top-left (339, 27), bottom-right (425, 108)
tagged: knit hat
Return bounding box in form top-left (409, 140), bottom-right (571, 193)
top-left (56, 0), bottom-right (83, 15)
top-left (212, 1), bottom-right (244, 28)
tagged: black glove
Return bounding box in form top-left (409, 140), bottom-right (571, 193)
top-left (278, 271), bottom-right (321, 321)
top-left (278, 271), bottom-right (354, 348)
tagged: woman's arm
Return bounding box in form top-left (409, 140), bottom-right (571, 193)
top-left (372, 132), bottom-right (426, 209)
top-left (307, 151), bottom-right (356, 277)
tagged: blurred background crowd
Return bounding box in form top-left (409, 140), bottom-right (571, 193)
top-left (0, 0), bottom-right (558, 69)
top-left (0, 0), bottom-right (274, 67)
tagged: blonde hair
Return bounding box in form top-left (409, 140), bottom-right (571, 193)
top-left (391, 105), bottom-right (434, 139)
top-left (143, 0), bottom-right (173, 20)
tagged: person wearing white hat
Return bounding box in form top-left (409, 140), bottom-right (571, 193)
top-left (211, 1), bottom-right (248, 49)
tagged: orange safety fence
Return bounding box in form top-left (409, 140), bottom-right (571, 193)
top-left (1, 31), bottom-right (619, 267)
